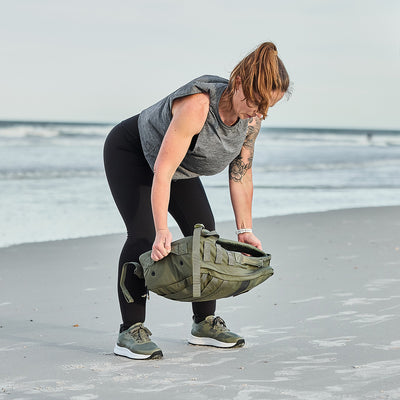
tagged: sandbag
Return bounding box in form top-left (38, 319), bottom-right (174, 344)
top-left (120, 224), bottom-right (274, 302)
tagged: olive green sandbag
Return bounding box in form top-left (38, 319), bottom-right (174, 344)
top-left (120, 224), bottom-right (274, 303)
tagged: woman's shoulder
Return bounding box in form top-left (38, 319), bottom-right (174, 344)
top-left (170, 76), bottom-right (227, 111)
top-left (172, 92), bottom-right (210, 119)
top-left (191, 75), bottom-right (228, 85)
top-left (169, 75), bottom-right (228, 102)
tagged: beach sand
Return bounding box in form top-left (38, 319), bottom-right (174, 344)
top-left (1, 206), bottom-right (399, 399)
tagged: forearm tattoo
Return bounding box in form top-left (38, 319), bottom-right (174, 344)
top-left (243, 117), bottom-right (261, 150)
top-left (229, 155), bottom-right (252, 183)
top-left (229, 117), bottom-right (261, 183)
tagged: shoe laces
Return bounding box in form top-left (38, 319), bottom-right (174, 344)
top-left (128, 323), bottom-right (152, 343)
top-left (211, 316), bottom-right (227, 331)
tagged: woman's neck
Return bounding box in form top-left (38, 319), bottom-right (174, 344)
top-left (219, 90), bottom-right (239, 126)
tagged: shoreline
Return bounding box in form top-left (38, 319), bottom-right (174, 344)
top-left (2, 204), bottom-right (400, 250)
top-left (1, 205), bottom-right (399, 399)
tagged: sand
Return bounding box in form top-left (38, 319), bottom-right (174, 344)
top-left (1, 206), bottom-right (399, 399)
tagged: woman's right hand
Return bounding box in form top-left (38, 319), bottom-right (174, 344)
top-left (151, 229), bottom-right (172, 261)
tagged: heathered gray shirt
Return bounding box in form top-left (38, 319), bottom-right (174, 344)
top-left (138, 75), bottom-right (248, 180)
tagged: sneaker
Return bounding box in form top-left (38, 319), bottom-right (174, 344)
top-left (114, 322), bottom-right (163, 360)
top-left (188, 316), bottom-right (245, 348)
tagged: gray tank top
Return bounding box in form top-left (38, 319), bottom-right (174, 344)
top-left (138, 75), bottom-right (248, 180)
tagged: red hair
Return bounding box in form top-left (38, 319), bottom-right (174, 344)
top-left (226, 42), bottom-right (290, 119)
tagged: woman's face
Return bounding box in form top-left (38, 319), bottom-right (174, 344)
top-left (232, 83), bottom-right (284, 120)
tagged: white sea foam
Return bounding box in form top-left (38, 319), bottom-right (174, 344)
top-left (351, 313), bottom-right (397, 326)
top-left (70, 395), bottom-right (99, 400)
top-left (272, 336), bottom-right (301, 343)
top-left (0, 342), bottom-right (36, 352)
top-left (250, 326), bottom-right (295, 335)
top-left (341, 297), bottom-right (393, 306)
top-left (374, 340), bottom-right (400, 350)
top-left (310, 336), bottom-right (356, 348)
top-left (281, 353), bottom-right (337, 365)
top-left (365, 278), bottom-right (400, 291)
top-left (306, 315), bottom-right (333, 321)
top-left (336, 359), bottom-right (400, 381)
top-left (0, 122), bottom-right (111, 139)
top-left (290, 296), bottom-right (325, 304)
top-left (307, 311), bottom-right (358, 322)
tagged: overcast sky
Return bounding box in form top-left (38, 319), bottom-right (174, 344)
top-left (1, 0), bottom-right (399, 129)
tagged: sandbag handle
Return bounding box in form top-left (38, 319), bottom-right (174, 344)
top-left (239, 253), bottom-right (270, 267)
top-left (216, 238), bottom-right (267, 258)
top-left (192, 223), bottom-right (269, 296)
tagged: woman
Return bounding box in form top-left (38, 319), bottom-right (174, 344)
top-left (104, 42), bottom-right (290, 360)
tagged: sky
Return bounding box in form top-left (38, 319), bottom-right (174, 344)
top-left (1, 0), bottom-right (399, 129)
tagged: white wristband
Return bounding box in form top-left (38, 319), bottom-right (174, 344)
top-left (236, 228), bottom-right (252, 235)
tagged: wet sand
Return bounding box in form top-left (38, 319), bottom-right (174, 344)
top-left (1, 206), bottom-right (399, 399)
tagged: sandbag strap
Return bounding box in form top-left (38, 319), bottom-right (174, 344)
top-left (120, 262), bottom-right (142, 303)
top-left (215, 244), bottom-right (223, 264)
top-left (192, 224), bottom-right (203, 297)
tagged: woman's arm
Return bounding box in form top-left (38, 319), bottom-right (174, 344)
top-left (151, 93), bottom-right (210, 261)
top-left (229, 116), bottom-right (262, 249)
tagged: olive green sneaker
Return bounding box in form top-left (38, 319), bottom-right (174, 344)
top-left (114, 322), bottom-right (163, 360)
top-left (188, 316), bottom-right (245, 348)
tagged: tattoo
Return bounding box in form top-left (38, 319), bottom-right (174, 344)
top-left (229, 117), bottom-right (261, 182)
top-left (229, 155), bottom-right (252, 182)
top-left (243, 132), bottom-right (256, 150)
top-left (243, 117), bottom-right (261, 149)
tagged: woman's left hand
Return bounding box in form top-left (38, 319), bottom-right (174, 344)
top-left (237, 231), bottom-right (262, 250)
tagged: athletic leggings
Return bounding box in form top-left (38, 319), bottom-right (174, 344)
top-left (103, 114), bottom-right (216, 331)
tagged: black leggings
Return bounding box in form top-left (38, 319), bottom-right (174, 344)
top-left (103, 115), bottom-right (216, 330)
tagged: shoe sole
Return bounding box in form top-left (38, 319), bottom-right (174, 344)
top-left (114, 344), bottom-right (163, 360)
top-left (188, 335), bottom-right (245, 348)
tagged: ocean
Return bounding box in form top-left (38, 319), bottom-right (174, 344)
top-left (1, 120), bottom-right (399, 248)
